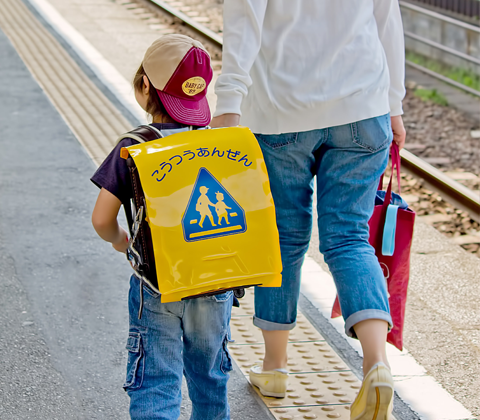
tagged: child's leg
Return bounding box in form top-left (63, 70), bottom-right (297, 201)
top-left (124, 276), bottom-right (184, 420)
top-left (182, 291), bottom-right (233, 420)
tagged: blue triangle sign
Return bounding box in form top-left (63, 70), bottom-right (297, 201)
top-left (182, 168), bottom-right (247, 242)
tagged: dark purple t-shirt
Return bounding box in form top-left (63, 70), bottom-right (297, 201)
top-left (91, 123), bottom-right (186, 203)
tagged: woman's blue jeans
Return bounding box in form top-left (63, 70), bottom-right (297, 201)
top-left (253, 114), bottom-right (394, 338)
top-left (124, 275), bottom-right (233, 420)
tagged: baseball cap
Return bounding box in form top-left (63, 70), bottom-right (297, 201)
top-left (142, 34), bottom-right (213, 126)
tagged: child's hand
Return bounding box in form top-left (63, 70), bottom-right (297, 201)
top-left (112, 227), bottom-right (129, 253)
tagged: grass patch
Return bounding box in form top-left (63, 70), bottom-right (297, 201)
top-left (406, 51), bottom-right (480, 92)
top-left (413, 88), bottom-right (449, 106)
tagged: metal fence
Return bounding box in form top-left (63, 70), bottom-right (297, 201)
top-left (405, 0), bottom-right (480, 19)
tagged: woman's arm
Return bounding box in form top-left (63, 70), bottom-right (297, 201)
top-left (92, 188), bottom-right (129, 253)
top-left (213, 0), bottom-right (268, 124)
top-left (373, 1), bottom-right (407, 149)
top-left (373, 0), bottom-right (406, 117)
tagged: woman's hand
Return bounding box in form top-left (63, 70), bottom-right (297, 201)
top-left (210, 113), bottom-right (240, 128)
top-left (391, 115), bottom-right (406, 150)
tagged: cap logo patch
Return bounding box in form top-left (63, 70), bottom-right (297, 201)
top-left (182, 77), bottom-right (206, 96)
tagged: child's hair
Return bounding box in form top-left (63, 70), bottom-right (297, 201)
top-left (133, 64), bottom-right (173, 122)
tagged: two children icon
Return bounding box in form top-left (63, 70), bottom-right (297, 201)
top-left (195, 186), bottom-right (231, 228)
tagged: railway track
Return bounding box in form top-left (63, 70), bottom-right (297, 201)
top-left (399, 1), bottom-right (480, 98)
top-left (122, 0), bottom-right (480, 254)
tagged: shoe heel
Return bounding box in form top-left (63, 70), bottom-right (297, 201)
top-left (257, 388), bottom-right (286, 398)
top-left (249, 368), bottom-right (288, 398)
top-left (367, 384), bottom-right (393, 420)
top-left (260, 372), bottom-right (287, 398)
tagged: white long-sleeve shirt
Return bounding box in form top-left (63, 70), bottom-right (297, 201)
top-left (214, 0), bottom-right (405, 134)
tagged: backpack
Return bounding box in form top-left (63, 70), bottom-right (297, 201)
top-left (118, 125), bottom-right (282, 316)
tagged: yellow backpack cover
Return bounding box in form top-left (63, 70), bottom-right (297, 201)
top-left (121, 126), bottom-right (282, 302)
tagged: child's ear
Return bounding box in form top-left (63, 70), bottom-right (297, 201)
top-left (143, 75), bottom-right (150, 95)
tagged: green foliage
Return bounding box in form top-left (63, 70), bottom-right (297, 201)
top-left (413, 88), bottom-right (449, 106)
top-left (406, 51), bottom-right (480, 92)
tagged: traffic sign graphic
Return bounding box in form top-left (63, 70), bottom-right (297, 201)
top-left (182, 168), bottom-right (246, 242)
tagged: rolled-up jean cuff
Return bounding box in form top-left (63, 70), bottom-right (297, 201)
top-left (344, 310), bottom-right (393, 339)
top-left (253, 316), bottom-right (296, 331)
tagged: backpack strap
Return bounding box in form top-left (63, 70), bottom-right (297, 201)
top-left (120, 123), bottom-right (164, 234)
top-left (116, 124), bottom-right (164, 144)
top-left (119, 124), bottom-right (165, 319)
top-left (117, 124), bottom-right (213, 144)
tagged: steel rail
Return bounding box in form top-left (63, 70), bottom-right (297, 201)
top-left (400, 1), bottom-right (480, 98)
top-left (404, 31), bottom-right (480, 66)
top-left (406, 60), bottom-right (480, 97)
top-left (401, 149), bottom-right (480, 223)
top-left (403, 0), bottom-right (480, 21)
top-left (146, 0), bottom-right (223, 49)
top-left (399, 1), bottom-right (480, 33)
top-left (147, 0), bottom-right (480, 223)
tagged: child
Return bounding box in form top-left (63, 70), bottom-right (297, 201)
top-left (214, 192), bottom-right (231, 226)
top-left (91, 34), bottom-right (233, 420)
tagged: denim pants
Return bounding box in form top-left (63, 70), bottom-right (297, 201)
top-left (124, 275), bottom-right (233, 420)
top-left (253, 114), bottom-right (394, 338)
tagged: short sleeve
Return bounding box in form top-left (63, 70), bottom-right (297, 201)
top-left (90, 138), bottom-right (138, 204)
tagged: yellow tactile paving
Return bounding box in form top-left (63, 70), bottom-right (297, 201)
top-left (255, 372), bottom-right (359, 408)
top-left (229, 287), bottom-right (363, 419)
top-left (230, 342), bottom-right (349, 374)
top-left (231, 317), bottom-right (325, 344)
top-left (269, 405), bottom-right (352, 420)
top-left (0, 0), bottom-right (132, 167)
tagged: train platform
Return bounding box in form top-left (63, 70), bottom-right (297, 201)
top-left (0, 0), bottom-right (478, 419)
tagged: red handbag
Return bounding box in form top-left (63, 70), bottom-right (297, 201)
top-left (331, 144), bottom-right (415, 350)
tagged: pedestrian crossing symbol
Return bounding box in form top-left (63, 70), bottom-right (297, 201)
top-left (182, 168), bottom-right (247, 242)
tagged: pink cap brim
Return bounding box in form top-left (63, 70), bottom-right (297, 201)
top-left (158, 90), bottom-right (211, 127)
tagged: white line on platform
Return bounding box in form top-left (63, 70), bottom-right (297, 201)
top-left (23, 0), bottom-right (476, 418)
top-left (26, 0), bottom-right (147, 125)
top-left (301, 256), bottom-right (475, 420)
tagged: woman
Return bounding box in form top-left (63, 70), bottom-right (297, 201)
top-left (211, 1), bottom-right (406, 418)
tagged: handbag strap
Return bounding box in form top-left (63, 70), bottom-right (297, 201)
top-left (382, 204), bottom-right (399, 256)
top-left (378, 143), bottom-right (401, 191)
top-left (382, 143), bottom-right (401, 210)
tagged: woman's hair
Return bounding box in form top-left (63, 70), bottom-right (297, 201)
top-left (133, 64), bottom-right (174, 122)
